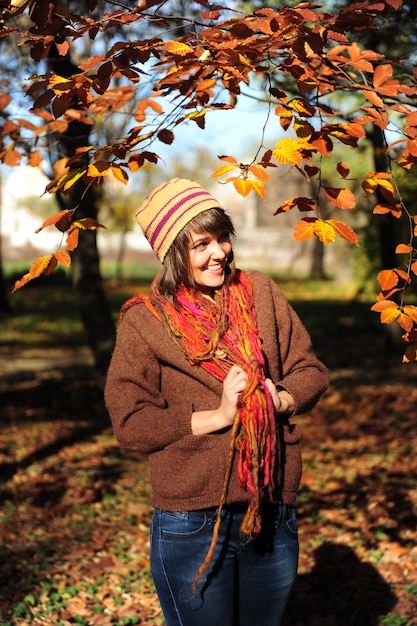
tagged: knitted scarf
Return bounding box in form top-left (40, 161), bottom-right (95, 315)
top-left (120, 269), bottom-right (277, 586)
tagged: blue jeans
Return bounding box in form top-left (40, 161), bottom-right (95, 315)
top-left (150, 504), bottom-right (299, 626)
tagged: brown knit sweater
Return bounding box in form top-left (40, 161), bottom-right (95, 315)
top-left (104, 270), bottom-right (329, 511)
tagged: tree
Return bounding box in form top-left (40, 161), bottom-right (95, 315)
top-left (1, 0), bottom-right (417, 362)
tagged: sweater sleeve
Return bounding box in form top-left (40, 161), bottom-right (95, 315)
top-left (254, 271), bottom-right (330, 415)
top-left (104, 306), bottom-right (194, 455)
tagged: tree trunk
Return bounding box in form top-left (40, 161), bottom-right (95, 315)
top-left (310, 238), bottom-right (326, 280)
top-left (48, 49), bottom-right (115, 377)
top-left (368, 124), bottom-right (398, 271)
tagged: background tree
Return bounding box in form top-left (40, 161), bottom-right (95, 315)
top-left (1, 0), bottom-right (417, 362)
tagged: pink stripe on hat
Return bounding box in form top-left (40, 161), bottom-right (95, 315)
top-left (135, 178), bottom-right (223, 262)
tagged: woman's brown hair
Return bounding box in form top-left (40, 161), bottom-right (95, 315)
top-left (157, 207), bottom-right (236, 302)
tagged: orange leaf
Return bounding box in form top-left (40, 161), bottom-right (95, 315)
top-left (395, 243), bottom-right (412, 254)
top-left (371, 299), bottom-right (401, 324)
top-left (324, 187), bottom-right (355, 209)
top-left (12, 254), bottom-right (58, 292)
top-left (218, 155), bottom-right (239, 165)
top-left (55, 251), bottom-right (71, 267)
top-left (396, 310), bottom-right (414, 332)
top-left (377, 269), bottom-right (399, 291)
top-left (373, 204), bottom-right (402, 218)
top-left (294, 217), bottom-right (317, 241)
top-left (373, 64), bottom-right (393, 89)
top-left (328, 220), bottom-right (359, 246)
top-left (247, 165), bottom-right (269, 182)
top-left (411, 261), bottom-right (417, 276)
top-left (364, 89), bottom-right (384, 108)
top-left (3, 150), bottom-right (21, 166)
top-left (66, 227), bottom-right (79, 252)
top-left (165, 41), bottom-right (193, 56)
top-left (35, 210), bottom-right (73, 233)
top-left (403, 305), bottom-right (417, 324)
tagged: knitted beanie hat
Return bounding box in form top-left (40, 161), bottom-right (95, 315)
top-left (135, 178), bottom-right (223, 262)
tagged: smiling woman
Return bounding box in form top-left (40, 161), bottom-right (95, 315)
top-left (104, 177), bottom-right (329, 626)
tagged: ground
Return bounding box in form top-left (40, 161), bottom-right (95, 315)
top-left (1, 287), bottom-right (416, 625)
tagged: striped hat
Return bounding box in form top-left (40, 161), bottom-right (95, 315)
top-left (135, 178), bottom-right (223, 262)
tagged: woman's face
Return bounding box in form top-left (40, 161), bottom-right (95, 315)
top-left (188, 229), bottom-right (232, 295)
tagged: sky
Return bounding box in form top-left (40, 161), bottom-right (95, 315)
top-left (1, 94), bottom-right (279, 258)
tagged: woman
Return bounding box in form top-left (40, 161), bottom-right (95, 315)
top-left (105, 177), bottom-right (329, 626)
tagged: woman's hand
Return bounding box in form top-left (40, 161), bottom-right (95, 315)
top-left (264, 378), bottom-right (295, 415)
top-left (219, 365), bottom-right (248, 425)
top-left (191, 365), bottom-right (247, 435)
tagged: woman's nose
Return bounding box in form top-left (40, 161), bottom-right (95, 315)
top-left (210, 241), bottom-right (227, 257)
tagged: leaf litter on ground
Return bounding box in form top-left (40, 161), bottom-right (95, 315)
top-left (1, 280), bottom-right (417, 625)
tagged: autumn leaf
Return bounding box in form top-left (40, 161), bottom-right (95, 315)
top-left (232, 177), bottom-right (265, 198)
top-left (165, 41), bottom-right (193, 56)
top-left (45, 168), bottom-right (87, 193)
top-left (66, 226), bottom-right (79, 252)
top-left (294, 217), bottom-right (318, 241)
top-left (111, 164), bottom-right (129, 184)
top-left (313, 219), bottom-right (336, 245)
top-left (328, 220), bottom-right (359, 246)
top-left (373, 204), bottom-right (402, 219)
top-left (273, 137), bottom-right (311, 165)
top-left (337, 162), bottom-right (349, 177)
top-left (87, 160), bottom-right (111, 177)
top-left (371, 299), bottom-right (401, 324)
top-left (247, 164), bottom-right (269, 182)
top-left (210, 163), bottom-right (237, 178)
top-left (12, 253), bottom-right (71, 292)
top-left (324, 186), bottom-right (355, 209)
top-left (35, 210), bottom-right (74, 233)
top-left (396, 243), bottom-right (412, 254)
top-left (377, 269), bottom-right (399, 291)
top-left (72, 218), bottom-right (107, 231)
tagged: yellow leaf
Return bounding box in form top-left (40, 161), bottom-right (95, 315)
top-left (249, 179), bottom-right (266, 199)
top-left (88, 161), bottom-right (111, 177)
top-left (72, 218), bottom-right (107, 231)
top-left (313, 219), bottom-right (336, 245)
top-left (111, 165), bottom-right (129, 184)
top-left (210, 164), bottom-right (236, 178)
top-left (371, 299), bottom-right (401, 324)
top-left (403, 305), bottom-right (417, 324)
top-left (233, 178), bottom-right (253, 197)
top-left (288, 97), bottom-right (316, 117)
top-left (165, 41), bottom-right (193, 56)
top-left (272, 137), bottom-right (309, 165)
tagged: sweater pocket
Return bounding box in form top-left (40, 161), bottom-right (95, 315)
top-left (275, 423), bottom-right (303, 500)
top-left (149, 434), bottom-right (219, 502)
